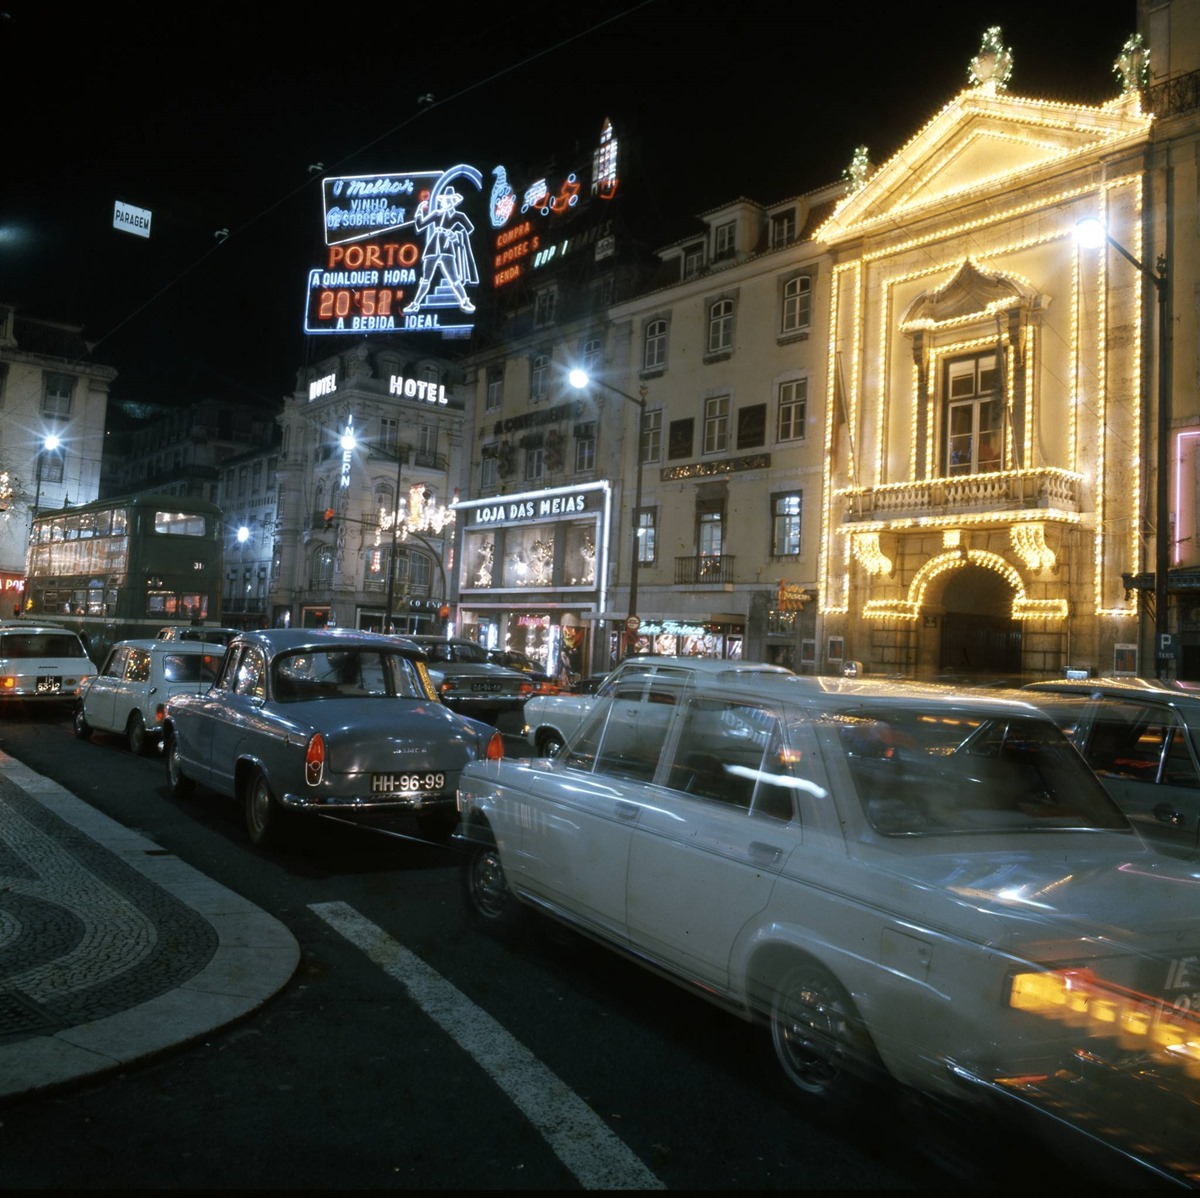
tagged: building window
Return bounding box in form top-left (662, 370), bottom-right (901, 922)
top-left (417, 425), bottom-right (438, 463)
top-left (707, 299), bottom-right (734, 354)
top-left (531, 353), bottom-right (551, 402)
top-left (420, 363), bottom-right (439, 387)
top-left (770, 211), bottom-right (795, 248)
top-left (777, 378), bottom-right (808, 441)
top-left (945, 352), bottom-right (1002, 475)
top-left (714, 221), bottom-right (736, 259)
top-left (37, 445), bottom-right (65, 485)
top-left (481, 454), bottom-right (499, 488)
top-left (238, 466), bottom-right (248, 496)
top-left (575, 422), bottom-right (596, 473)
top-left (641, 408), bottom-right (663, 465)
top-left (668, 418), bottom-right (694, 460)
top-left (637, 506), bottom-right (657, 565)
top-left (771, 491), bottom-right (802, 557)
top-left (703, 395), bottom-right (730, 455)
top-left (534, 288), bottom-right (557, 327)
top-left (525, 445), bottom-right (545, 482)
top-left (643, 319), bottom-right (667, 371)
top-left (698, 504), bottom-right (723, 565)
top-left (486, 366), bottom-right (503, 411)
top-left (42, 372), bottom-right (75, 420)
top-left (380, 416), bottom-right (400, 455)
top-left (582, 337), bottom-right (603, 375)
top-left (313, 548), bottom-right (334, 587)
top-left (683, 244), bottom-right (703, 279)
top-left (781, 275), bottom-right (811, 333)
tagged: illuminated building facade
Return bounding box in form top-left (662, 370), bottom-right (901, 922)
top-left (272, 341), bottom-right (466, 632)
top-left (0, 305), bottom-right (113, 609)
top-left (815, 14), bottom-right (1200, 679)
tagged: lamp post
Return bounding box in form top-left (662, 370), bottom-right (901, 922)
top-left (383, 448), bottom-right (403, 633)
top-left (1078, 218), bottom-right (1171, 678)
top-left (32, 433), bottom-right (61, 520)
top-left (569, 369), bottom-right (648, 655)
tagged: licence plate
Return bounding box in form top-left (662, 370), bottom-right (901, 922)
top-left (471, 681), bottom-right (502, 692)
top-left (36, 676), bottom-right (63, 693)
top-left (371, 771), bottom-right (447, 794)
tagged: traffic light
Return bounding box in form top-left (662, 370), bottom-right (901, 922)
top-left (323, 507), bottom-right (335, 530)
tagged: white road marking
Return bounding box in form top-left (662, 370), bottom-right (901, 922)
top-left (309, 900), bottom-right (663, 1191)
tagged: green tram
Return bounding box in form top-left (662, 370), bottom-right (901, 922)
top-left (23, 492), bottom-right (224, 664)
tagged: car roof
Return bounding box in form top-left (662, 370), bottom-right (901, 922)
top-left (0, 622), bottom-right (80, 635)
top-left (109, 638), bottom-right (228, 653)
top-left (614, 655), bottom-right (794, 676)
top-left (227, 627), bottom-right (425, 657)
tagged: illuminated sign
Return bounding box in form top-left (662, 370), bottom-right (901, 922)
top-left (473, 492), bottom-right (590, 525)
top-left (113, 200), bottom-right (152, 238)
top-left (388, 375), bottom-right (448, 405)
top-left (305, 164), bottom-right (483, 338)
top-left (309, 372), bottom-right (337, 401)
top-left (340, 415), bottom-right (355, 489)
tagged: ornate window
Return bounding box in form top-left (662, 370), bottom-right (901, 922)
top-left (945, 352), bottom-right (1002, 475)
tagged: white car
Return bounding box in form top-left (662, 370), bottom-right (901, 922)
top-left (521, 655), bottom-right (794, 757)
top-left (75, 638), bottom-right (225, 754)
top-left (0, 622), bottom-right (93, 709)
top-left (457, 674), bottom-right (1200, 1171)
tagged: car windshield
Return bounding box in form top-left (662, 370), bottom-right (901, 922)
top-left (826, 708), bottom-right (1131, 836)
top-left (271, 649), bottom-right (427, 702)
top-left (1, 634), bottom-right (86, 659)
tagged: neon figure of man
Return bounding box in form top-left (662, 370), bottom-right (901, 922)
top-left (404, 188), bottom-right (478, 314)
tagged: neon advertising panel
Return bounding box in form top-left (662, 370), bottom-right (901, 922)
top-left (304, 164), bottom-right (483, 338)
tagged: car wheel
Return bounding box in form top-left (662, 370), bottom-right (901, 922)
top-left (539, 730), bottom-right (565, 758)
top-left (245, 767), bottom-right (285, 849)
top-left (73, 705), bottom-right (92, 740)
top-left (460, 841), bottom-right (524, 937)
top-left (165, 731), bottom-right (195, 799)
top-left (127, 711), bottom-right (149, 756)
top-left (769, 961), bottom-right (875, 1109)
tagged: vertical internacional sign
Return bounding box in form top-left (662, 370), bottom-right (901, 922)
top-left (113, 200), bottom-right (152, 239)
top-left (305, 165), bottom-right (483, 340)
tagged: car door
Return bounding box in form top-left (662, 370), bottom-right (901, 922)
top-left (1078, 697), bottom-right (1200, 859)
top-left (625, 693), bottom-right (798, 992)
top-left (205, 644), bottom-right (269, 798)
top-left (86, 645), bottom-right (128, 732)
top-left (113, 646), bottom-right (152, 733)
top-left (516, 671), bottom-right (684, 943)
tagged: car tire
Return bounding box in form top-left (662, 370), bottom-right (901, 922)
top-left (768, 960), bottom-right (876, 1109)
top-left (73, 705), bottom-right (92, 741)
top-left (538, 730), bottom-right (565, 758)
top-left (127, 711), bottom-right (149, 756)
top-left (165, 731), bottom-right (195, 799)
top-left (245, 767), bottom-right (285, 849)
top-left (460, 841), bottom-right (524, 938)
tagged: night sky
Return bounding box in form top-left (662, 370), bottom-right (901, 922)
top-left (3, 0), bottom-right (1139, 405)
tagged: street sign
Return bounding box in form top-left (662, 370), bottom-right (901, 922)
top-left (113, 200), bottom-right (152, 238)
top-left (625, 615), bottom-right (640, 632)
top-left (1158, 632), bottom-right (1178, 660)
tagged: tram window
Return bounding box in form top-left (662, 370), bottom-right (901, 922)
top-left (146, 591), bottom-right (178, 616)
top-left (154, 510), bottom-right (207, 536)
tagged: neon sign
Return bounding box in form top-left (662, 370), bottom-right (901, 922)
top-left (305, 165), bottom-right (483, 338)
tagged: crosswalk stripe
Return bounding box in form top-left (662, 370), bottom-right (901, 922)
top-left (309, 900), bottom-right (664, 1191)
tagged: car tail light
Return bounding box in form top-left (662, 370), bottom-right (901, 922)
top-left (1009, 966), bottom-right (1200, 1077)
top-left (305, 733), bottom-right (325, 785)
top-left (154, 703), bottom-right (166, 726)
top-left (518, 681), bottom-right (533, 696)
top-left (486, 731), bottom-right (505, 760)
top-left (0, 677), bottom-right (14, 691)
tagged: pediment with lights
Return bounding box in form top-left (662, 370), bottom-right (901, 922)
top-left (817, 50), bottom-right (1152, 246)
top-left (899, 259), bottom-right (1041, 332)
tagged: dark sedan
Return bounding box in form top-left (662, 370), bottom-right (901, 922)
top-left (163, 628), bottom-right (503, 847)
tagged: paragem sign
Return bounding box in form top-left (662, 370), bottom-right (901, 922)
top-left (304, 164), bottom-right (483, 339)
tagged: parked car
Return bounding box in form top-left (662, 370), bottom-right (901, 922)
top-left (0, 622), bottom-right (93, 710)
top-left (456, 673), bottom-right (1200, 1160)
top-left (163, 628), bottom-right (503, 847)
top-left (75, 638), bottom-right (225, 754)
top-left (407, 635), bottom-right (533, 725)
top-left (486, 648), bottom-right (558, 694)
top-left (521, 655), bottom-right (794, 757)
top-left (1023, 677), bottom-right (1200, 860)
top-left (156, 625), bottom-right (241, 645)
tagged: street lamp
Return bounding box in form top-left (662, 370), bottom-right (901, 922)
top-left (1077, 217), bottom-right (1171, 678)
top-left (569, 369), bottom-right (648, 653)
top-left (32, 433), bottom-right (61, 520)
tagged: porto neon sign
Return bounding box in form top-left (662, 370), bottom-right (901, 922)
top-left (304, 164), bottom-right (483, 339)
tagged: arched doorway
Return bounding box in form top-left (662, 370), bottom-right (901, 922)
top-left (938, 564), bottom-right (1021, 676)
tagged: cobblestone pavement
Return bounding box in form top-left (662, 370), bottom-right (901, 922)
top-left (0, 748), bottom-right (299, 1100)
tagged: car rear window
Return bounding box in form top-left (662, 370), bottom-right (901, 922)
top-left (272, 649), bottom-right (426, 701)
top-left (827, 708), bottom-right (1131, 836)
top-left (163, 653), bottom-right (221, 683)
top-left (1, 633), bottom-right (88, 659)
